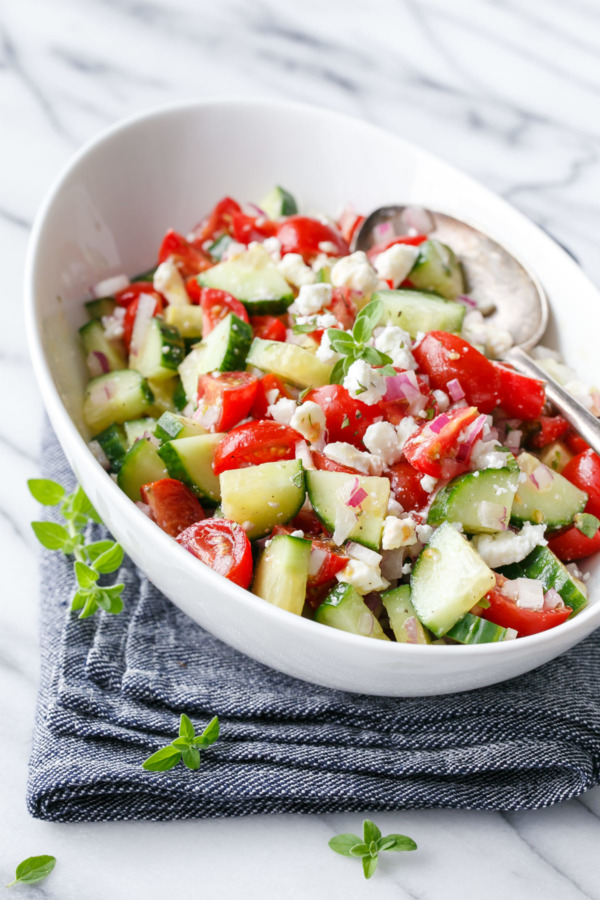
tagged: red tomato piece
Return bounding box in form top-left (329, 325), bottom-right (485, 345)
top-left (565, 431), bottom-right (590, 455)
top-left (213, 420), bottom-right (302, 475)
top-left (366, 234), bottom-right (428, 263)
top-left (547, 524), bottom-right (600, 562)
top-left (387, 461), bottom-right (430, 511)
top-left (337, 209), bottom-right (365, 245)
top-left (276, 216), bottom-right (349, 261)
top-left (177, 519), bottom-right (253, 588)
top-left (307, 538), bottom-right (348, 587)
top-left (403, 406), bottom-right (482, 478)
top-left (122, 294), bottom-right (164, 351)
top-left (199, 287), bottom-right (249, 336)
top-left (480, 588), bottom-right (571, 637)
top-left (114, 283), bottom-right (162, 308)
top-left (158, 229), bottom-right (213, 277)
top-left (305, 384), bottom-right (380, 449)
top-left (287, 509), bottom-right (327, 536)
top-left (312, 451), bottom-right (362, 475)
top-left (196, 372), bottom-right (258, 432)
top-left (192, 196), bottom-right (242, 243)
top-left (230, 212), bottom-right (277, 244)
top-left (185, 276), bottom-right (202, 303)
top-left (329, 287), bottom-right (358, 330)
top-left (251, 373), bottom-right (292, 420)
top-left (527, 415), bottom-right (570, 450)
top-left (250, 315), bottom-right (287, 342)
top-left (495, 364), bottom-right (546, 420)
top-left (561, 449), bottom-right (600, 518)
top-left (412, 332), bottom-right (500, 414)
top-left (141, 478), bottom-right (205, 538)
top-left (379, 376), bottom-right (437, 426)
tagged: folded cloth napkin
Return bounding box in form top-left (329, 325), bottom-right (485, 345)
top-left (27, 425), bottom-right (600, 822)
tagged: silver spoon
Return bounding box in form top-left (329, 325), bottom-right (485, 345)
top-left (353, 205), bottom-right (600, 455)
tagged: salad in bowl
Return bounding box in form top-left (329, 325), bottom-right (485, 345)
top-left (79, 186), bottom-right (600, 648)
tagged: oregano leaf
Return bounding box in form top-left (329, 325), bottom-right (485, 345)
top-left (142, 746), bottom-right (181, 772)
top-left (31, 521), bottom-right (69, 551)
top-left (6, 855), bottom-right (56, 888)
top-left (27, 479), bottom-right (65, 506)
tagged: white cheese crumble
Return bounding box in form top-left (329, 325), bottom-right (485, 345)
top-left (92, 274), bottom-right (129, 298)
top-left (290, 401), bottom-right (326, 444)
top-left (153, 258), bottom-right (190, 307)
top-left (363, 421), bottom-right (402, 467)
top-left (268, 397), bottom-right (297, 426)
top-left (396, 416), bottom-right (419, 450)
top-left (278, 252), bottom-right (316, 288)
top-left (387, 497), bottom-right (405, 517)
top-left (416, 523), bottom-right (434, 545)
top-left (294, 312), bottom-right (338, 330)
top-left (382, 516), bottom-right (418, 550)
top-left (420, 475), bottom-right (438, 493)
top-left (262, 236), bottom-right (282, 262)
top-left (373, 325), bottom-right (417, 370)
top-left (432, 389), bottom-right (449, 411)
top-left (316, 330), bottom-right (340, 364)
top-left (335, 558), bottom-right (390, 594)
top-left (471, 523), bottom-right (547, 568)
top-left (373, 243), bottom-right (420, 287)
top-left (322, 442), bottom-right (383, 476)
top-left (343, 359), bottom-right (387, 406)
top-left (290, 282), bottom-right (332, 316)
top-left (330, 251), bottom-right (379, 297)
top-left (101, 306), bottom-right (126, 339)
top-left (470, 440), bottom-right (506, 471)
top-left (461, 310), bottom-right (513, 359)
top-left (222, 240), bottom-right (248, 260)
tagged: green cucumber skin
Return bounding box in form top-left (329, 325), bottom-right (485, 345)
top-left (373, 288), bottom-right (465, 338)
top-left (85, 297), bottom-right (116, 320)
top-left (117, 437), bottom-right (168, 501)
top-left (314, 583), bottom-right (389, 640)
top-left (499, 546), bottom-right (587, 614)
top-left (157, 322), bottom-right (186, 371)
top-left (80, 320), bottom-right (127, 372)
top-left (124, 417), bottom-right (157, 448)
top-left (83, 370), bottom-right (155, 436)
top-left (252, 534), bottom-right (311, 616)
top-left (179, 313), bottom-right (253, 403)
top-left (381, 585), bottom-right (430, 644)
top-left (260, 185), bottom-right (298, 218)
top-left (427, 466), bottom-right (518, 534)
top-left (446, 612), bottom-right (508, 644)
top-left (246, 337), bottom-right (333, 389)
top-left (220, 460), bottom-right (306, 540)
top-left (95, 424), bottom-right (128, 472)
top-left (154, 411), bottom-right (207, 442)
top-left (511, 453), bottom-right (587, 530)
top-left (207, 234), bottom-right (234, 261)
top-left (409, 239), bottom-right (465, 300)
top-left (240, 296), bottom-right (293, 315)
top-left (131, 266), bottom-right (157, 283)
top-left (305, 470), bottom-right (390, 551)
top-left (157, 435), bottom-right (222, 504)
top-left (172, 379), bottom-right (188, 411)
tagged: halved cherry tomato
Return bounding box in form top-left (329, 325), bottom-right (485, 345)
top-left (192, 196), bottom-right (242, 243)
top-left (561, 449), bottom-right (600, 518)
top-left (413, 332), bottom-right (500, 414)
top-left (196, 372), bottom-right (258, 432)
top-left (213, 420), bottom-right (302, 474)
top-left (565, 431), bottom-right (590, 455)
top-left (177, 518), bottom-right (253, 588)
top-left (276, 216), bottom-right (349, 261)
top-left (305, 384), bottom-right (379, 449)
top-left (548, 524), bottom-right (600, 562)
top-left (251, 373), bottom-right (292, 419)
top-left (185, 276), bottom-right (202, 303)
top-left (480, 588), bottom-right (571, 637)
top-left (114, 282), bottom-right (162, 308)
top-left (387, 461), bottom-right (430, 511)
top-left (122, 294), bottom-right (164, 351)
top-left (250, 315), bottom-right (287, 342)
top-left (199, 287), bottom-right (249, 336)
top-left (158, 229), bottom-right (213, 277)
top-left (312, 451), bottom-right (361, 475)
top-left (141, 478), bottom-right (205, 538)
top-left (526, 415), bottom-right (569, 450)
top-left (403, 406), bottom-right (482, 478)
top-left (366, 234), bottom-right (428, 263)
top-left (287, 509), bottom-right (326, 536)
top-left (329, 287), bottom-right (358, 330)
top-left (495, 364), bottom-right (546, 420)
top-left (231, 212), bottom-right (277, 244)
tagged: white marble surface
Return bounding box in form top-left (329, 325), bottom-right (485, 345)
top-left (2, 0), bottom-right (600, 895)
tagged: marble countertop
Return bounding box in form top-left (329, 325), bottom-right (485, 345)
top-left (2, 0), bottom-right (600, 896)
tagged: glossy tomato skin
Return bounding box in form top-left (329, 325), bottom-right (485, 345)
top-left (276, 216), bottom-right (349, 261)
top-left (413, 332), bottom-right (500, 414)
top-left (122, 294), bottom-right (164, 350)
top-left (197, 372), bottom-right (258, 432)
top-left (387, 461), bottom-right (430, 511)
top-left (213, 420), bottom-right (302, 475)
top-left (141, 478), bottom-right (205, 538)
top-left (231, 212), bottom-right (277, 244)
top-left (547, 525), bottom-right (600, 562)
top-left (565, 431), bottom-right (590, 455)
top-left (403, 406), bottom-right (482, 478)
top-left (177, 519), bottom-right (252, 588)
top-left (158, 229), bottom-right (212, 277)
top-left (199, 288), bottom-right (249, 336)
top-left (251, 374), bottom-right (291, 420)
top-left (305, 384), bottom-right (379, 449)
top-left (561, 450), bottom-right (600, 518)
top-left (185, 276), bottom-right (202, 303)
top-left (312, 451), bottom-right (361, 475)
top-left (480, 588), bottom-right (571, 636)
top-left (192, 196), bottom-right (242, 243)
top-left (379, 376), bottom-right (437, 426)
top-left (366, 234), bottom-right (428, 263)
top-left (526, 415), bottom-right (569, 450)
top-left (250, 315), bottom-right (287, 342)
top-left (115, 283), bottom-right (162, 308)
top-left (328, 287), bottom-right (358, 330)
top-left (495, 364), bottom-right (546, 420)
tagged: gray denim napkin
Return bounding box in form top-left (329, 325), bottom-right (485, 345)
top-left (27, 424), bottom-right (600, 822)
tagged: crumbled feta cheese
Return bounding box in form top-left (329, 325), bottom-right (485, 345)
top-left (471, 523), bottom-right (547, 568)
top-left (432, 389), bottom-right (449, 411)
top-left (153, 258), bottom-right (190, 306)
top-left (262, 236), bottom-right (282, 262)
top-left (401, 561), bottom-right (413, 575)
top-left (415, 523), bottom-right (434, 545)
top-left (363, 421), bottom-right (402, 467)
top-left (331, 251), bottom-right (379, 297)
top-left (373, 325), bottom-right (416, 370)
top-left (343, 359), bottom-right (386, 405)
top-left (289, 529), bottom-right (304, 538)
top-left (382, 516), bottom-right (418, 550)
top-left (387, 497), bottom-right (405, 517)
top-left (373, 243), bottom-right (420, 287)
top-left (290, 401), bottom-right (326, 444)
top-left (92, 274), bottom-right (129, 298)
top-left (222, 240), bottom-right (247, 260)
top-left (294, 312), bottom-right (338, 330)
top-left (336, 558), bottom-right (390, 594)
top-left (535, 356), bottom-right (599, 413)
top-left (290, 282), bottom-right (332, 316)
top-left (268, 397), bottom-right (297, 426)
top-left (486, 328), bottom-right (513, 359)
top-left (461, 310), bottom-right (513, 359)
top-left (318, 240), bottom-right (339, 254)
top-left (420, 475), bottom-right (438, 494)
top-left (101, 306), bottom-right (126, 339)
top-left (278, 252), bottom-right (316, 288)
top-left (396, 416), bottom-right (419, 450)
top-left (470, 440), bottom-right (506, 471)
top-left (316, 330), bottom-right (340, 364)
top-left (323, 442), bottom-right (383, 476)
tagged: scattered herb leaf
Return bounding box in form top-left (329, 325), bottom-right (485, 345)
top-left (142, 714), bottom-right (220, 772)
top-left (6, 855), bottom-right (56, 888)
top-left (328, 819), bottom-right (416, 879)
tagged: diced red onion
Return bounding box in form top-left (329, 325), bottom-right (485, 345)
top-left (92, 274), bottom-right (129, 298)
top-left (543, 588), bottom-right (564, 610)
top-left (447, 378), bottom-right (465, 401)
top-left (88, 440), bottom-right (110, 470)
top-left (384, 370), bottom-right (420, 402)
top-left (363, 592), bottom-right (383, 617)
top-left (347, 478), bottom-right (368, 508)
top-left (456, 414), bottom-right (486, 462)
top-left (244, 202), bottom-right (267, 218)
top-left (478, 501), bottom-right (508, 531)
top-left (357, 610), bottom-right (375, 636)
top-left (429, 413), bottom-right (451, 434)
top-left (404, 616), bottom-right (420, 644)
top-left (380, 548), bottom-right (406, 580)
top-left (529, 464), bottom-right (554, 491)
top-left (308, 548), bottom-right (327, 577)
top-left (135, 501), bottom-right (153, 518)
top-left (456, 294), bottom-right (478, 308)
top-left (506, 418), bottom-right (523, 429)
top-left (194, 402), bottom-right (219, 430)
top-left (295, 440), bottom-right (314, 470)
top-left (130, 292), bottom-right (156, 356)
top-left (87, 350), bottom-right (110, 377)
top-left (505, 429), bottom-right (522, 451)
top-left (373, 221), bottom-right (395, 243)
top-left (402, 206), bottom-right (434, 235)
top-left (332, 502), bottom-right (357, 546)
top-left (346, 542), bottom-right (382, 567)
top-left (504, 628), bottom-right (518, 641)
top-left (512, 577), bottom-right (545, 611)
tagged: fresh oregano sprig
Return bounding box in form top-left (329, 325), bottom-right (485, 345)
top-left (327, 298), bottom-right (395, 384)
top-left (28, 478), bottom-right (124, 619)
top-left (142, 714), bottom-right (220, 772)
top-left (329, 819), bottom-right (417, 879)
top-left (6, 855), bottom-right (56, 888)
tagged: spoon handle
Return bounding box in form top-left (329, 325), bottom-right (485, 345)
top-left (503, 346), bottom-right (600, 456)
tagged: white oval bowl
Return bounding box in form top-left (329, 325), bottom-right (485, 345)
top-left (25, 98), bottom-right (600, 696)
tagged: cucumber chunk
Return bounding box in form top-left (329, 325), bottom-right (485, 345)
top-left (131, 266), bottom-right (157, 283)
top-left (446, 612), bottom-right (508, 644)
top-left (117, 437), bottom-right (168, 501)
top-left (129, 318), bottom-right (185, 382)
top-left (155, 411), bottom-right (207, 442)
top-left (178, 312), bottom-right (253, 403)
top-left (374, 288), bottom-right (465, 338)
top-left (246, 337), bottom-right (332, 389)
top-left (511, 452), bottom-right (587, 529)
top-left (80, 320), bottom-right (127, 373)
top-left (147, 377), bottom-right (180, 415)
top-left (252, 534), bottom-right (311, 615)
top-left (83, 370), bottom-right (154, 436)
top-left (315, 583), bottom-right (389, 640)
top-left (207, 234), bottom-right (234, 261)
top-left (165, 305), bottom-right (203, 339)
top-left (220, 459), bottom-right (306, 539)
top-left (410, 522), bottom-right (495, 637)
top-left (428, 466), bottom-right (519, 534)
top-left (306, 470), bottom-right (390, 551)
top-left (124, 417), bottom-right (157, 447)
top-left (260, 186), bottom-right (298, 218)
top-left (198, 244), bottom-right (293, 314)
top-left (95, 424), bottom-right (128, 472)
top-left (499, 545), bottom-right (587, 614)
top-left (538, 440), bottom-right (573, 474)
top-left (408, 239), bottom-right (465, 300)
top-left (381, 585), bottom-right (430, 644)
top-left (158, 433), bottom-right (223, 503)
top-left (85, 297), bottom-right (116, 320)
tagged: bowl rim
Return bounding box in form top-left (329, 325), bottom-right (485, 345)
top-left (23, 95), bottom-right (600, 666)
